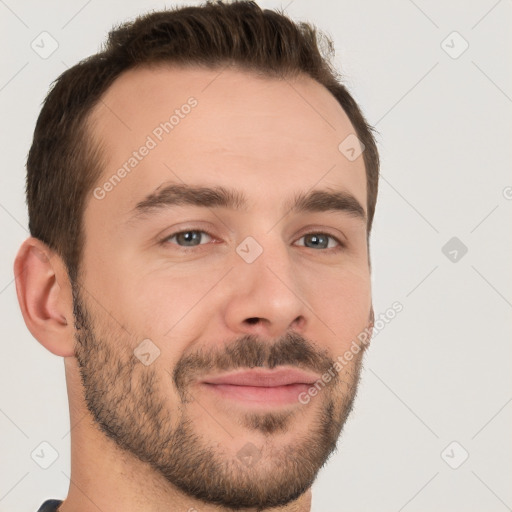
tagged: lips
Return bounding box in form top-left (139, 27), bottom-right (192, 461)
top-left (199, 368), bottom-right (320, 406)
top-left (201, 368), bottom-right (320, 387)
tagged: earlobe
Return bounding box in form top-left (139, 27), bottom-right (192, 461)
top-left (14, 237), bottom-right (75, 357)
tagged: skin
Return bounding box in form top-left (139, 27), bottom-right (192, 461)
top-left (15, 66), bottom-right (373, 512)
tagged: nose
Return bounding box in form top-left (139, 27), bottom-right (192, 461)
top-left (222, 239), bottom-right (307, 340)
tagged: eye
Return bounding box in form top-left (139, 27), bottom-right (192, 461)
top-left (160, 229), bottom-right (343, 251)
top-left (163, 229), bottom-right (213, 247)
top-left (295, 232), bottom-right (343, 250)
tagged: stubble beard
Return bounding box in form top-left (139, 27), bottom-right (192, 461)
top-left (71, 283), bottom-right (367, 510)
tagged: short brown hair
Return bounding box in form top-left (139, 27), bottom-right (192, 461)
top-left (26, 0), bottom-right (379, 282)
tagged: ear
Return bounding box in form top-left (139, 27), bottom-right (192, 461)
top-left (14, 237), bottom-right (75, 357)
top-left (366, 305), bottom-right (375, 345)
top-left (368, 305), bottom-right (374, 329)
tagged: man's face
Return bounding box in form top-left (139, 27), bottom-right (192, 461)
top-left (74, 66), bottom-right (372, 509)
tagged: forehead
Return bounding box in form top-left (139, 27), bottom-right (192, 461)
top-left (86, 65), bottom-right (366, 220)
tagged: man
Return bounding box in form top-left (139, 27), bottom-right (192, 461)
top-left (14, 1), bottom-right (379, 511)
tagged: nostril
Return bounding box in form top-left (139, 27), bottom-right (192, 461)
top-left (245, 317), bottom-right (260, 325)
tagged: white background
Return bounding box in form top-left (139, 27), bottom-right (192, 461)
top-left (1, 1), bottom-right (511, 511)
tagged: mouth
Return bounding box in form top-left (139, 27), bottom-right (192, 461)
top-left (199, 367), bottom-right (320, 407)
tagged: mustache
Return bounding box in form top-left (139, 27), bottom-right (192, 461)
top-left (172, 331), bottom-right (336, 394)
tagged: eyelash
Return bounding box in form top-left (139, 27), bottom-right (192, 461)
top-left (160, 229), bottom-right (345, 252)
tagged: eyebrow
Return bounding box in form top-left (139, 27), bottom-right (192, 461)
top-left (130, 183), bottom-right (366, 223)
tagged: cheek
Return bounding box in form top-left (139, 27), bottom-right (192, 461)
top-left (305, 266), bottom-right (371, 353)
top-left (105, 268), bottom-right (221, 348)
